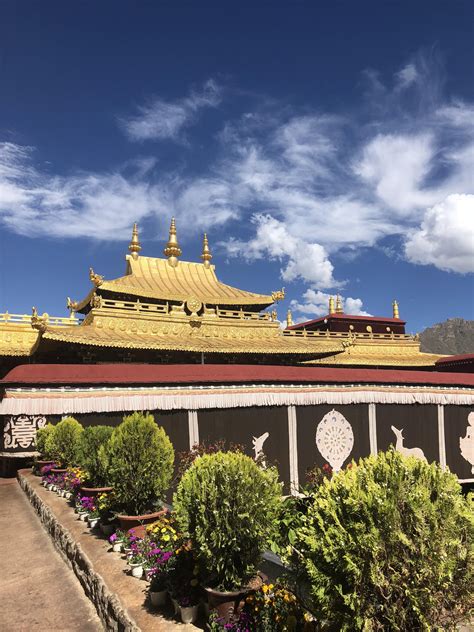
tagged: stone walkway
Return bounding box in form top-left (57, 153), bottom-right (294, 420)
top-left (0, 478), bottom-right (103, 632)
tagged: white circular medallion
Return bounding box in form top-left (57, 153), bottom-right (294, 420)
top-left (315, 409), bottom-right (354, 472)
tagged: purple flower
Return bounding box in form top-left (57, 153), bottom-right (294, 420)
top-left (109, 534), bottom-right (117, 543)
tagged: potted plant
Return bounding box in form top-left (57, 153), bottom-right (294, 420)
top-left (47, 417), bottom-right (83, 471)
top-left (109, 530), bottom-right (126, 552)
top-left (78, 425), bottom-right (114, 497)
top-left (178, 594), bottom-right (200, 624)
top-left (34, 424), bottom-right (56, 474)
top-left (127, 541), bottom-right (145, 578)
top-left (174, 452), bottom-right (281, 622)
top-left (103, 412), bottom-right (174, 531)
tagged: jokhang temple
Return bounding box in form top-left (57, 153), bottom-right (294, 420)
top-left (1, 219), bottom-right (473, 485)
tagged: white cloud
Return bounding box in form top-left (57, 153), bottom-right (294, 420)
top-left (119, 79), bottom-right (221, 141)
top-left (395, 63), bottom-right (419, 90)
top-left (226, 214), bottom-right (337, 289)
top-left (290, 289), bottom-right (371, 319)
top-left (354, 133), bottom-right (435, 214)
top-left (404, 194), bottom-right (474, 273)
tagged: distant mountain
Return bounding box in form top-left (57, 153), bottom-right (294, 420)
top-left (419, 318), bottom-right (474, 355)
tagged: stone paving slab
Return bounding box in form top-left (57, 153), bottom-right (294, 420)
top-left (17, 470), bottom-right (199, 632)
top-left (0, 477), bottom-right (103, 632)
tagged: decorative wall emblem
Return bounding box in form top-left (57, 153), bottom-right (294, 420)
top-left (4, 415), bottom-right (47, 450)
top-left (460, 412), bottom-right (474, 474)
top-left (316, 409), bottom-right (354, 472)
top-left (391, 426), bottom-right (426, 461)
top-left (252, 432), bottom-right (269, 467)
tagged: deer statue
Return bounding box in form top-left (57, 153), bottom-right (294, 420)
top-left (252, 432), bottom-right (270, 467)
top-left (391, 426), bottom-right (427, 461)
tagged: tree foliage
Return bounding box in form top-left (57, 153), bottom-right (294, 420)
top-left (104, 412), bottom-right (174, 515)
top-left (78, 425), bottom-right (113, 486)
top-left (289, 449), bottom-right (474, 630)
top-left (35, 423), bottom-right (55, 458)
top-left (174, 451), bottom-right (282, 591)
top-left (46, 417), bottom-right (84, 467)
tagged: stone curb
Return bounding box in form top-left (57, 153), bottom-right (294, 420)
top-left (18, 470), bottom-right (140, 632)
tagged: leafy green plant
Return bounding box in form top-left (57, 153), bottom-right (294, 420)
top-left (104, 412), bottom-right (174, 515)
top-left (78, 425), bottom-right (113, 486)
top-left (35, 423), bottom-right (55, 458)
top-left (289, 449), bottom-right (474, 631)
top-left (46, 417), bottom-right (84, 467)
top-left (174, 451), bottom-right (282, 591)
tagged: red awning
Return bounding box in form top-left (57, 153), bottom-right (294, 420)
top-left (2, 363), bottom-right (473, 387)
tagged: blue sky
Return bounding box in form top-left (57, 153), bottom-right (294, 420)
top-left (0, 1), bottom-right (473, 333)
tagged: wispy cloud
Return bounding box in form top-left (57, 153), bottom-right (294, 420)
top-left (119, 79), bottom-right (222, 142)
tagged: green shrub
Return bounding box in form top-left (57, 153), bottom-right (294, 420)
top-left (35, 423), bottom-right (55, 458)
top-left (78, 425), bottom-right (113, 486)
top-left (47, 417), bottom-right (84, 467)
top-left (174, 451), bottom-right (282, 591)
top-left (104, 412), bottom-right (174, 515)
top-left (289, 449), bottom-right (474, 630)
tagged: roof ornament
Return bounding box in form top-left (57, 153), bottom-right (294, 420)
top-left (392, 299), bottom-right (400, 319)
top-left (31, 306), bottom-right (49, 332)
top-left (67, 297), bottom-right (78, 314)
top-left (336, 295), bottom-right (343, 314)
top-left (89, 268), bottom-right (104, 287)
top-left (271, 288), bottom-right (285, 302)
top-left (128, 222), bottom-right (142, 260)
top-left (328, 296), bottom-right (335, 315)
top-left (201, 233), bottom-right (213, 269)
top-left (286, 308), bottom-right (293, 328)
top-left (163, 217), bottom-right (182, 267)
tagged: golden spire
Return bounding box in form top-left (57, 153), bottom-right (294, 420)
top-left (336, 295), bottom-right (343, 314)
top-left (201, 233), bottom-right (212, 269)
top-left (392, 299), bottom-right (400, 319)
top-left (286, 308), bottom-right (293, 328)
top-left (128, 222), bottom-right (141, 259)
top-left (163, 217), bottom-right (182, 267)
top-left (328, 296), bottom-right (335, 315)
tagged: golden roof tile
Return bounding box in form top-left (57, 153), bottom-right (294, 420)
top-left (96, 255), bottom-right (274, 306)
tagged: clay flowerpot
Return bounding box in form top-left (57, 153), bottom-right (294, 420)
top-left (149, 590), bottom-right (167, 608)
top-left (117, 509), bottom-right (166, 534)
top-left (180, 605), bottom-right (199, 624)
top-left (129, 563), bottom-right (143, 579)
top-left (51, 468), bottom-right (68, 475)
top-left (205, 575), bottom-right (265, 623)
top-left (35, 460), bottom-right (56, 475)
top-left (79, 486), bottom-right (113, 499)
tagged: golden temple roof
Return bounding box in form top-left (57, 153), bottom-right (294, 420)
top-left (95, 254), bottom-right (274, 307)
top-left (42, 323), bottom-right (343, 356)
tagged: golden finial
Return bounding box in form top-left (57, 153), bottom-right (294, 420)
top-left (328, 296), bottom-right (335, 315)
top-left (128, 222), bottom-right (141, 260)
top-left (286, 308), bottom-right (293, 328)
top-left (336, 295), bottom-right (343, 314)
top-left (392, 299), bottom-right (399, 319)
top-left (163, 217), bottom-right (182, 267)
top-left (201, 233), bottom-right (212, 269)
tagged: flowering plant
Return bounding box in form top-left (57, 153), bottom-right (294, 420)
top-left (76, 495), bottom-right (98, 517)
top-left (64, 467), bottom-right (86, 493)
top-left (108, 529), bottom-right (126, 545)
top-left (207, 611), bottom-right (252, 632)
top-left (166, 540), bottom-right (200, 603)
top-left (127, 541), bottom-right (146, 565)
top-left (242, 583), bottom-right (306, 631)
top-left (145, 512), bottom-right (180, 551)
top-left (147, 547), bottom-right (175, 591)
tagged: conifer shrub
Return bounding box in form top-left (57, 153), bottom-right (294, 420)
top-left (47, 417), bottom-right (84, 467)
top-left (35, 423), bottom-right (55, 458)
top-left (78, 425), bottom-right (113, 486)
top-left (174, 451), bottom-right (282, 591)
top-left (289, 449), bottom-right (474, 630)
top-left (104, 412), bottom-right (174, 515)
